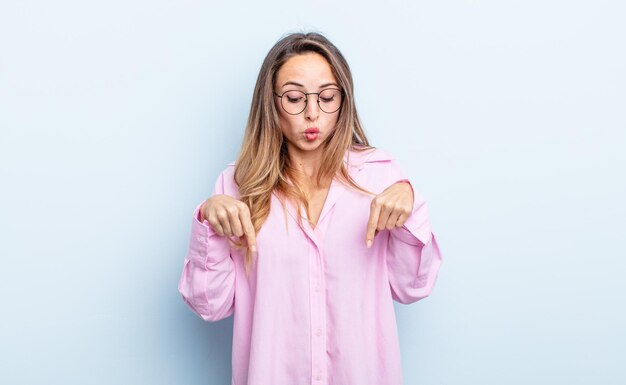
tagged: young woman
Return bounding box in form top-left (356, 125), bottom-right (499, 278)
top-left (178, 31), bottom-right (443, 385)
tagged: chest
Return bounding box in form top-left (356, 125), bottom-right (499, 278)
top-left (243, 182), bottom-right (382, 290)
top-left (307, 186), bottom-right (331, 229)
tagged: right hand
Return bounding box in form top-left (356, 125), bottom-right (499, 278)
top-left (201, 194), bottom-right (257, 252)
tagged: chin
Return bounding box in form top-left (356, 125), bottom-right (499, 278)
top-left (293, 140), bottom-right (321, 151)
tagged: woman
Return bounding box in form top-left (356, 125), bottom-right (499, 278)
top-left (178, 31), bottom-right (443, 385)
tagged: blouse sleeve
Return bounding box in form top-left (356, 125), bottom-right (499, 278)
top-left (177, 170), bottom-right (236, 322)
top-left (384, 158), bottom-right (443, 304)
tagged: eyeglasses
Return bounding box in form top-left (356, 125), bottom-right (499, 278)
top-left (273, 88), bottom-right (345, 115)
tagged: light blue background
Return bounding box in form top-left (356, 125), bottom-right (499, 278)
top-left (1, 1), bottom-right (625, 384)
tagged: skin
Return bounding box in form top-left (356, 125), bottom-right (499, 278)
top-left (272, 52), bottom-right (340, 229)
top-left (201, 52), bottom-right (415, 252)
top-left (273, 51), bottom-right (340, 182)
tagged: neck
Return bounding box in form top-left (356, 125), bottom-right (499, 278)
top-left (286, 144), bottom-right (327, 187)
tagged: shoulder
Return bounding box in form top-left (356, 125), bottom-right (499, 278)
top-left (345, 146), bottom-right (412, 192)
top-left (344, 145), bottom-right (398, 171)
top-left (212, 161), bottom-right (239, 197)
top-left (216, 161), bottom-right (236, 181)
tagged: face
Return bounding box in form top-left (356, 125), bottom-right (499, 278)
top-left (273, 52), bottom-right (341, 157)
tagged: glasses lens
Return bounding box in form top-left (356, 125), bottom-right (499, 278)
top-left (318, 89), bottom-right (342, 113)
top-left (279, 89), bottom-right (343, 114)
top-left (282, 90), bottom-right (307, 114)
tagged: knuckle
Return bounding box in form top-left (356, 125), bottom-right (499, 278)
top-left (215, 208), bottom-right (227, 220)
top-left (207, 215), bottom-right (219, 227)
top-left (208, 221), bottom-right (223, 235)
top-left (238, 201), bottom-right (250, 212)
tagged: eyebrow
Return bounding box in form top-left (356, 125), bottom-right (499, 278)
top-left (281, 81), bottom-right (340, 89)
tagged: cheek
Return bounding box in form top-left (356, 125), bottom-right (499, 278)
top-left (277, 110), bottom-right (297, 129)
top-left (277, 113), bottom-right (295, 137)
top-left (273, 102), bottom-right (287, 129)
top-left (325, 114), bottom-right (340, 130)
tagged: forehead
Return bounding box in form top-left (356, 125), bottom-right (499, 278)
top-left (275, 52), bottom-right (337, 86)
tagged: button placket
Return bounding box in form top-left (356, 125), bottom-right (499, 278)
top-left (277, 181), bottom-right (342, 385)
top-left (309, 243), bottom-right (327, 384)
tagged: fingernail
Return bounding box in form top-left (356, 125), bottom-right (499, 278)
top-left (251, 245), bottom-right (257, 253)
top-left (366, 239), bottom-right (372, 248)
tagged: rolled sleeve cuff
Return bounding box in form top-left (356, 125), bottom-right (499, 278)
top-left (189, 201), bottom-right (231, 264)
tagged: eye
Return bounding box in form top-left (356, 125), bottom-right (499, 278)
top-left (319, 89), bottom-right (341, 103)
top-left (283, 90), bottom-right (305, 103)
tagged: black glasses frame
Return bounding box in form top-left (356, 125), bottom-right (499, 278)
top-left (272, 88), bottom-right (345, 115)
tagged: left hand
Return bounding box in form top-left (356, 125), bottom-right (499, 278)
top-left (365, 181), bottom-right (414, 248)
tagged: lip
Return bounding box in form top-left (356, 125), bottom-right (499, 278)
top-left (305, 127), bottom-right (320, 133)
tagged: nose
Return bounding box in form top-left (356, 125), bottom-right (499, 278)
top-left (304, 94), bottom-right (320, 120)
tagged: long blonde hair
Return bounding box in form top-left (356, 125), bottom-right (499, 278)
top-left (231, 31), bottom-right (376, 276)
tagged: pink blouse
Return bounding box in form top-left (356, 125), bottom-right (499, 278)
top-left (178, 146), bottom-right (443, 385)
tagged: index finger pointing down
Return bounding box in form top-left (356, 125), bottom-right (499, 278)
top-left (238, 207), bottom-right (257, 253)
